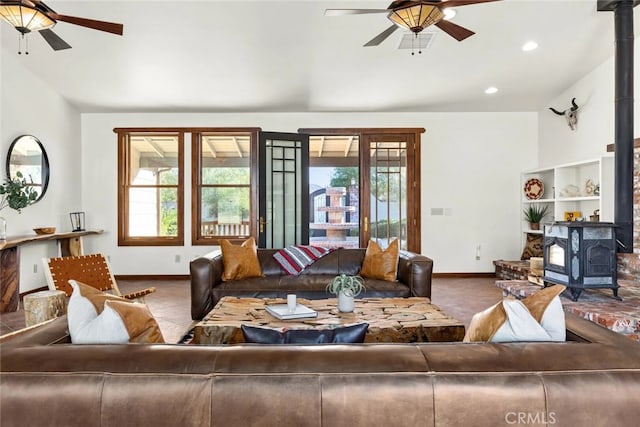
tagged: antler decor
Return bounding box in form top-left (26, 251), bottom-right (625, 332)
top-left (549, 98), bottom-right (579, 130)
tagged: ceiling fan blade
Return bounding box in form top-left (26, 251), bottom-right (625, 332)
top-left (324, 9), bottom-right (389, 16)
top-left (39, 28), bottom-right (71, 50)
top-left (436, 0), bottom-right (501, 8)
top-left (435, 20), bottom-right (475, 41)
top-left (364, 24), bottom-right (399, 47)
top-left (50, 14), bottom-right (123, 35)
top-left (13, 0), bottom-right (38, 7)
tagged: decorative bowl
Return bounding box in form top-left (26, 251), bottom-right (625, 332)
top-left (33, 227), bottom-right (56, 235)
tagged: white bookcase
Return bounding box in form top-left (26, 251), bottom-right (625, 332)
top-left (521, 157), bottom-right (614, 240)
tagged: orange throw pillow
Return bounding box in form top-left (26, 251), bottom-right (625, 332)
top-left (359, 239), bottom-right (399, 281)
top-left (220, 237), bottom-right (263, 281)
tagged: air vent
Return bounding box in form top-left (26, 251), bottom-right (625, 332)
top-left (398, 32), bottom-right (435, 50)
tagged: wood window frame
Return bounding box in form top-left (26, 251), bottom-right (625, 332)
top-left (191, 128), bottom-right (261, 246)
top-left (115, 128), bottom-right (185, 246)
top-left (298, 128), bottom-right (424, 252)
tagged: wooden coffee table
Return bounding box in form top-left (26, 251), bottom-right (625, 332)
top-left (192, 296), bottom-right (465, 344)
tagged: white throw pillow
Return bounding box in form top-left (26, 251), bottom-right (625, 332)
top-left (72, 301), bottom-right (131, 344)
top-left (67, 280), bottom-right (164, 344)
top-left (538, 295), bottom-right (566, 341)
top-left (67, 282), bottom-right (101, 341)
top-left (464, 285), bottom-right (567, 343)
top-left (491, 299), bottom-right (552, 342)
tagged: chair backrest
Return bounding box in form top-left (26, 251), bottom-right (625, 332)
top-left (43, 254), bottom-right (120, 297)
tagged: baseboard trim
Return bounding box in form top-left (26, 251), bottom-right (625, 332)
top-left (114, 275), bottom-right (190, 281)
top-left (433, 272), bottom-right (496, 278)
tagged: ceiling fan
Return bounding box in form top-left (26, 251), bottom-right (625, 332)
top-left (325, 0), bottom-right (500, 47)
top-left (0, 0), bottom-right (123, 51)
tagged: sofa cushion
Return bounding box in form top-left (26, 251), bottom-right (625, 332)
top-left (241, 323), bottom-right (369, 344)
top-left (220, 237), bottom-right (263, 281)
top-left (213, 276), bottom-right (410, 298)
top-left (360, 239), bottom-right (399, 281)
top-left (67, 281), bottom-right (164, 344)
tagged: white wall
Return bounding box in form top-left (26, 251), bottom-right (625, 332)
top-left (538, 58), bottom-right (614, 166)
top-left (422, 113), bottom-right (538, 272)
top-left (81, 112), bottom-right (537, 276)
top-left (538, 40), bottom-right (640, 167)
top-left (1, 47), bottom-right (81, 292)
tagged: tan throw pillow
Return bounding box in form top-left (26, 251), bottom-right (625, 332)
top-left (71, 280), bottom-right (128, 313)
top-left (522, 284), bottom-right (566, 322)
top-left (463, 301), bottom-right (507, 342)
top-left (104, 300), bottom-right (165, 344)
top-left (522, 284), bottom-right (566, 341)
top-left (67, 280), bottom-right (165, 344)
top-left (463, 284), bottom-right (567, 343)
top-left (359, 239), bottom-right (399, 281)
top-left (220, 237), bottom-right (263, 281)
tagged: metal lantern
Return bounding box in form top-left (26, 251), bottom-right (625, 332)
top-left (69, 212), bottom-right (85, 232)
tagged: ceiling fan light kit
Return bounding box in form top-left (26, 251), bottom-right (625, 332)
top-left (388, 3), bottom-right (444, 33)
top-left (325, 0), bottom-right (501, 47)
top-left (0, 0), bottom-right (123, 53)
top-left (0, 1), bottom-right (54, 33)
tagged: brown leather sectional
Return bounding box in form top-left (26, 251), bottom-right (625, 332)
top-left (1, 313), bottom-right (639, 426)
top-left (190, 248), bottom-right (434, 320)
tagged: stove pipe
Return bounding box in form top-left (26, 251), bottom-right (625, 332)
top-left (599, 0), bottom-right (637, 253)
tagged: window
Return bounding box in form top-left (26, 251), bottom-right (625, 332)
top-left (115, 127), bottom-right (421, 251)
top-left (117, 130), bottom-right (184, 246)
top-left (192, 129), bottom-right (259, 245)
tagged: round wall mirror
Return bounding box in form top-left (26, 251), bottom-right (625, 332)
top-left (5, 135), bottom-right (50, 202)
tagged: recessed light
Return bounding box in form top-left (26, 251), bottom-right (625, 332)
top-left (443, 9), bottom-right (456, 20)
top-left (522, 41), bottom-right (538, 52)
top-left (485, 87), bottom-right (498, 95)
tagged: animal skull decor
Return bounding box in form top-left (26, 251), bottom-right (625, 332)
top-left (549, 98), bottom-right (579, 130)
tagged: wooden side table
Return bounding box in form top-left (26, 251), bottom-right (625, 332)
top-left (23, 290), bottom-right (67, 327)
top-left (0, 229), bottom-right (103, 313)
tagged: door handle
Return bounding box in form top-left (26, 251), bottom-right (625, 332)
top-left (364, 216), bottom-right (369, 232)
top-left (259, 217), bottom-right (267, 233)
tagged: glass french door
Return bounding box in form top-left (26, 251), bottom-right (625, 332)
top-left (361, 133), bottom-right (420, 252)
top-left (258, 132), bottom-right (310, 248)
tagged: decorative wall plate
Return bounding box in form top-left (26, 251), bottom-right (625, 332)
top-left (524, 178), bottom-right (544, 200)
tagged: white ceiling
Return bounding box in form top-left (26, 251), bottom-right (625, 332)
top-left (1, 0), bottom-right (633, 113)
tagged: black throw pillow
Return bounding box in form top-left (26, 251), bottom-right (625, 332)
top-left (241, 323), bottom-right (369, 344)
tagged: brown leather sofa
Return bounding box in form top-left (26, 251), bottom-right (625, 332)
top-left (190, 248), bottom-right (433, 320)
top-left (1, 313), bottom-right (639, 426)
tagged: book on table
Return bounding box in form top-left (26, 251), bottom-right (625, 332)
top-left (266, 304), bottom-right (318, 320)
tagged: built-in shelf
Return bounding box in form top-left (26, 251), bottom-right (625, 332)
top-left (521, 157), bottom-right (614, 246)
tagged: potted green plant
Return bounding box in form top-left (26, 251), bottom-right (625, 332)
top-left (326, 274), bottom-right (365, 313)
top-left (523, 204), bottom-right (549, 231)
top-left (0, 171), bottom-right (39, 240)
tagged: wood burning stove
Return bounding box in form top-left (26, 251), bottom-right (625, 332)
top-left (543, 222), bottom-right (620, 301)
